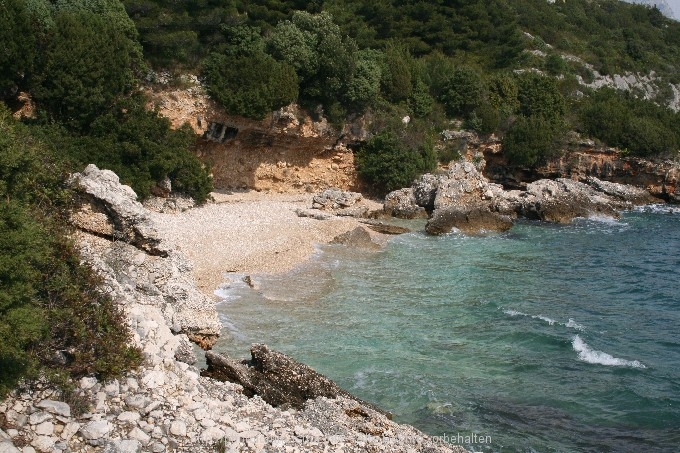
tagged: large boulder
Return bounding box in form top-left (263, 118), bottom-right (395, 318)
top-left (412, 174), bottom-right (440, 211)
top-left (513, 178), bottom-right (621, 223)
top-left (69, 165), bottom-right (169, 256)
top-left (203, 345), bottom-right (390, 417)
top-left (426, 207), bottom-right (513, 235)
top-left (330, 226), bottom-right (380, 250)
top-left (585, 176), bottom-right (656, 204)
top-left (383, 188), bottom-right (427, 219)
top-left (433, 161), bottom-right (496, 210)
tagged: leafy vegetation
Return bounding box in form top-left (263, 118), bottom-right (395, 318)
top-left (0, 107), bottom-right (141, 397)
top-left (356, 127), bottom-right (437, 196)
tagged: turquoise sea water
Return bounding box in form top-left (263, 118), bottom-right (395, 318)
top-left (213, 206), bottom-right (680, 452)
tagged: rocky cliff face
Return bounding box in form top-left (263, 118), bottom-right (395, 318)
top-left (386, 156), bottom-right (658, 235)
top-left (148, 85), bottom-right (365, 193)
top-left (483, 143), bottom-right (680, 201)
top-left (69, 165), bottom-right (221, 351)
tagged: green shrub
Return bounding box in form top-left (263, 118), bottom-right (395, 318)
top-left (356, 130), bottom-right (437, 195)
top-left (467, 104), bottom-right (501, 136)
top-left (440, 66), bottom-right (485, 118)
top-left (577, 88), bottom-right (680, 157)
top-left (34, 99), bottom-right (213, 203)
top-left (515, 72), bottom-right (566, 121)
top-left (30, 10), bottom-right (141, 131)
top-left (502, 115), bottom-right (565, 166)
top-left (203, 52), bottom-right (299, 120)
top-left (0, 0), bottom-right (36, 97)
top-left (0, 108), bottom-right (141, 397)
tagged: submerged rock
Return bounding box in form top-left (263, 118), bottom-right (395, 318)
top-left (330, 226), bottom-right (380, 249)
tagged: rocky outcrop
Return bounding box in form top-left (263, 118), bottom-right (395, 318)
top-left (69, 165), bottom-right (170, 257)
top-left (484, 146), bottom-right (680, 201)
top-left (510, 178), bottom-right (621, 223)
top-left (69, 164), bottom-right (221, 350)
top-left (426, 207), bottom-right (513, 235)
top-left (385, 155), bottom-right (660, 234)
top-left (382, 188), bottom-right (427, 219)
top-left (203, 346), bottom-right (388, 417)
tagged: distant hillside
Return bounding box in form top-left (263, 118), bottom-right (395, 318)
top-left (623, 0), bottom-right (677, 19)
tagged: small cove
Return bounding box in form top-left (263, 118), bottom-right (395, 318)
top-left (214, 207), bottom-right (680, 452)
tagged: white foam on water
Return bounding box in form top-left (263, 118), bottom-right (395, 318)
top-left (587, 214), bottom-right (621, 224)
top-left (572, 335), bottom-right (646, 368)
top-left (565, 318), bottom-right (585, 331)
top-left (634, 204), bottom-right (680, 215)
top-left (503, 309), bottom-right (528, 317)
top-left (503, 309), bottom-right (555, 325)
top-left (534, 315), bottom-right (556, 325)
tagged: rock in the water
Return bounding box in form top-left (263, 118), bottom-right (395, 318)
top-left (203, 345), bottom-right (390, 418)
top-left (426, 207), bottom-right (513, 235)
top-left (383, 188), bottom-right (427, 219)
top-left (585, 176), bottom-right (656, 204)
top-left (330, 227), bottom-right (380, 249)
top-left (362, 222), bottom-right (411, 235)
top-left (515, 178), bottom-right (621, 223)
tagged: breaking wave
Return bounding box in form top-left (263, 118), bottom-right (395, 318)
top-left (572, 335), bottom-right (646, 368)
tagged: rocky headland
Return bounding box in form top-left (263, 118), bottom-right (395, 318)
top-left (0, 165), bottom-right (465, 453)
top-left (384, 154), bottom-right (663, 235)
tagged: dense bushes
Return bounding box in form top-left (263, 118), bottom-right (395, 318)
top-left (0, 108), bottom-right (141, 397)
top-left (356, 128), bottom-right (437, 195)
top-left (9, 0), bottom-right (214, 203)
top-left (577, 88), bottom-right (680, 157)
top-left (203, 52), bottom-right (298, 120)
top-left (31, 11), bottom-right (141, 130)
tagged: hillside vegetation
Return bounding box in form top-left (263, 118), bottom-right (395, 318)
top-left (118, 0), bottom-right (680, 188)
top-left (1, 0), bottom-right (680, 393)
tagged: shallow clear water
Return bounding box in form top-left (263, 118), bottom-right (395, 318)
top-left (214, 207), bottom-right (680, 452)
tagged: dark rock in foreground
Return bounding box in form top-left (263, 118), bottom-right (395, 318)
top-left (203, 345), bottom-right (391, 418)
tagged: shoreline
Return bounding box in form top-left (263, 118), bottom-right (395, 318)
top-left (150, 191), bottom-right (387, 295)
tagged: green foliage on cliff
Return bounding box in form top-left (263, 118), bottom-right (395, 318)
top-left (577, 88), bottom-right (680, 157)
top-left (0, 107), bottom-right (141, 398)
top-left (0, 0), bottom-right (36, 97)
top-left (31, 11), bottom-right (140, 130)
top-left (203, 52), bottom-right (299, 120)
top-left (356, 128), bottom-right (437, 195)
